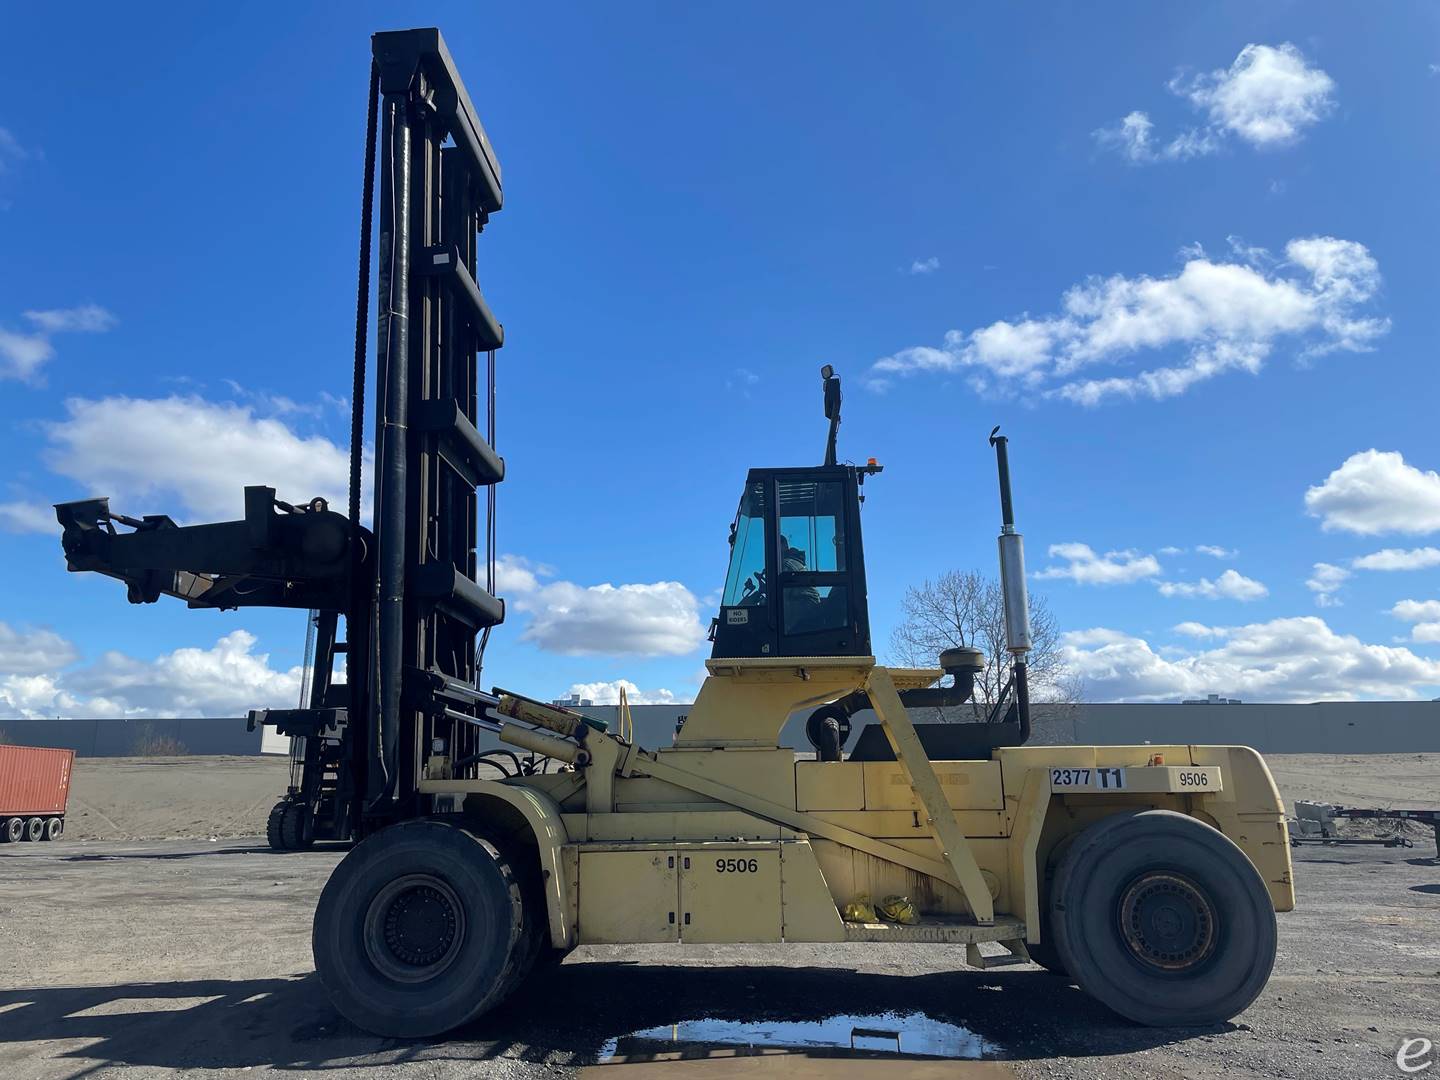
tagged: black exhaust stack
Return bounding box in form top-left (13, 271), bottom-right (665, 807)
top-left (990, 427), bottom-right (1032, 742)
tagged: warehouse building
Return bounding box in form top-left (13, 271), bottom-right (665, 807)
top-left (2, 699), bottom-right (1437, 756)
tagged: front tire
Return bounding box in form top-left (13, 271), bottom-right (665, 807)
top-left (266, 800), bottom-right (290, 851)
top-left (1049, 809), bottom-right (1276, 1027)
top-left (0, 818), bottom-right (21, 843)
top-left (312, 819), bottom-right (528, 1038)
top-left (282, 803), bottom-right (315, 850)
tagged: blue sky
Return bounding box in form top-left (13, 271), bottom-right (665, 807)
top-left (2, 3), bottom-right (1439, 717)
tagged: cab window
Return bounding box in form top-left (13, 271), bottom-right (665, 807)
top-left (777, 480), bottom-right (846, 573)
top-left (721, 482), bottom-right (768, 607)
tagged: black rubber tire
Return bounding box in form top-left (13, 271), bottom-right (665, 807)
top-left (282, 803), bottom-right (315, 851)
top-left (266, 800), bottom-right (291, 851)
top-left (24, 817), bottom-right (44, 842)
top-left (1025, 936), bottom-right (1070, 977)
top-left (1029, 834), bottom-right (1077, 977)
top-left (43, 817), bottom-right (63, 842)
top-left (312, 819), bottom-right (527, 1038)
top-left (0, 818), bottom-right (19, 843)
top-left (1050, 809), bottom-right (1276, 1027)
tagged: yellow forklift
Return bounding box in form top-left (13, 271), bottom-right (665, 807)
top-left (55, 27), bottom-right (1294, 1040)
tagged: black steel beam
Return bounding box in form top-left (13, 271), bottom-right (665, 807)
top-left (413, 399), bottom-right (505, 487)
top-left (372, 28), bottom-right (502, 213)
top-left (414, 244), bottom-right (503, 350)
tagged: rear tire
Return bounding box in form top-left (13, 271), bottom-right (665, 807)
top-left (24, 817), bottom-right (44, 842)
top-left (43, 817), bottom-right (63, 842)
top-left (1050, 809), bottom-right (1276, 1027)
top-left (1025, 937), bottom-right (1069, 977)
top-left (0, 818), bottom-right (20, 843)
top-left (312, 819), bottom-right (528, 1037)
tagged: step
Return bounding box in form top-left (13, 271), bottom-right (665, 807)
top-left (841, 913), bottom-right (1026, 946)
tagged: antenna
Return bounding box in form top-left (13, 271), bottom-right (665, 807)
top-left (821, 365), bottom-right (842, 466)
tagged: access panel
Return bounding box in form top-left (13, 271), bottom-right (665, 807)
top-left (678, 843), bottom-right (782, 943)
top-left (577, 848), bottom-right (679, 944)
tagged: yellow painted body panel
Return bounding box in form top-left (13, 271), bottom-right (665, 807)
top-left (576, 847), bottom-right (677, 944)
top-left (421, 666), bottom-right (1294, 950)
top-left (679, 844), bottom-right (783, 942)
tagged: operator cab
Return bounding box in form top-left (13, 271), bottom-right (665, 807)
top-left (710, 366), bottom-right (881, 659)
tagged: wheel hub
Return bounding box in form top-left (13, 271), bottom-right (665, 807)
top-left (363, 874), bottom-right (466, 983)
top-left (1118, 871), bottom-right (1217, 971)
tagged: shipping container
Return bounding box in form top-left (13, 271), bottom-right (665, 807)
top-left (0, 745), bottom-right (74, 842)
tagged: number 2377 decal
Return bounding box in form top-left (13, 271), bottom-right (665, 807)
top-left (1050, 766), bottom-right (1126, 789)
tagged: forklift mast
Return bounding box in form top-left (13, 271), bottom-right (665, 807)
top-left (54, 28), bottom-right (507, 840)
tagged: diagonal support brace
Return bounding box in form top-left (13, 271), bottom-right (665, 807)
top-left (866, 666), bottom-right (995, 924)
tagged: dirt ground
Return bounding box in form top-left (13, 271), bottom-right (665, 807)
top-left (59, 752), bottom-right (1440, 842)
top-left (1, 838), bottom-right (1437, 1080)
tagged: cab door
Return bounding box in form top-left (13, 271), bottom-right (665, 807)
top-left (775, 476), bottom-right (864, 656)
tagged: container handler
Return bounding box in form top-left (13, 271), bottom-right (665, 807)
top-left (55, 26), bottom-right (1294, 1038)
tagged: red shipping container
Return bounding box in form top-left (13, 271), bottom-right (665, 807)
top-left (0, 745), bottom-right (75, 816)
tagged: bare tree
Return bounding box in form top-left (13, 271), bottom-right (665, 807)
top-left (131, 725), bottom-right (188, 757)
top-left (889, 569), bottom-right (1080, 719)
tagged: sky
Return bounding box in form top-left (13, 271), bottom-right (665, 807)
top-left (2, 2), bottom-right (1439, 719)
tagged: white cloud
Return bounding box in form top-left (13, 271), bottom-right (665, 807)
top-left (1157, 568), bottom-right (1268, 601)
top-left (0, 626), bottom-right (299, 720)
top-left (1305, 451), bottom-right (1440, 536)
top-left (564, 679), bottom-right (679, 706)
top-left (494, 554), bottom-right (546, 595)
top-left (1305, 562), bottom-right (1350, 607)
top-left (0, 674), bottom-right (84, 720)
top-left (1352, 547), bottom-right (1440, 571)
top-left (23, 305), bottom-right (118, 333)
top-left (1176, 44), bottom-right (1336, 147)
top-left (0, 623), bottom-right (78, 675)
top-left (60, 629), bottom-right (302, 717)
top-left (1173, 621), bottom-right (1229, 638)
top-left (1388, 600), bottom-right (1440, 646)
top-left (1391, 599), bottom-right (1440, 623)
top-left (1097, 44), bottom-right (1335, 165)
top-left (1159, 545), bottom-right (1186, 556)
top-left (500, 556), bottom-right (708, 657)
top-left (909, 257), bottom-right (940, 275)
top-left (0, 329), bottom-right (53, 381)
top-left (870, 236), bottom-right (1386, 404)
top-left (43, 395), bottom-right (371, 523)
top-left (0, 305), bottom-right (116, 382)
top-left (1063, 616), bottom-right (1440, 702)
top-left (0, 126), bottom-right (32, 174)
top-left (1093, 110), bottom-right (1218, 163)
top-left (1195, 544), bottom-right (1236, 558)
top-left (0, 500), bottom-right (58, 534)
top-left (1033, 542), bottom-right (1160, 585)
top-left (725, 367), bottom-right (761, 395)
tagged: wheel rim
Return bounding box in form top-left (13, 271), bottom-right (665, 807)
top-left (362, 873), bottom-right (467, 984)
top-left (1117, 871), bottom-right (1218, 972)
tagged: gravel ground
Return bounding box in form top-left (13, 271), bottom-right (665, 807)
top-left (1, 835), bottom-right (1436, 1080)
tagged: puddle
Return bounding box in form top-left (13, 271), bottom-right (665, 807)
top-left (601, 1011), bottom-right (999, 1060)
